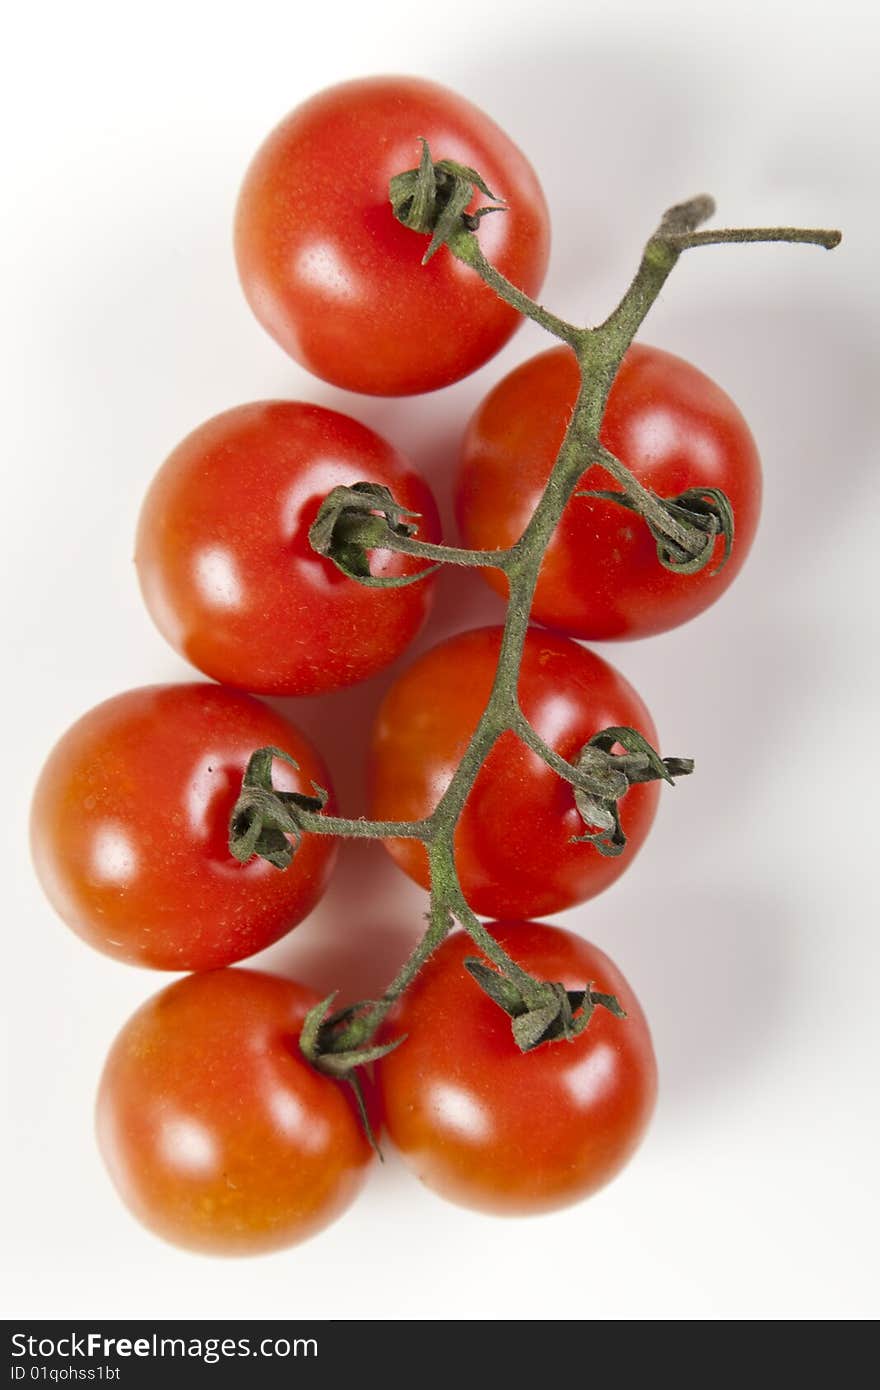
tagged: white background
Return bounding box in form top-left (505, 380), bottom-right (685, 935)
top-left (3, 0), bottom-right (878, 1322)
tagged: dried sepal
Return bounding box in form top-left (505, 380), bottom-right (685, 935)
top-left (228, 745), bottom-right (327, 870)
top-left (571, 727), bottom-right (693, 857)
top-left (309, 481), bottom-right (437, 588)
top-left (463, 957), bottom-right (625, 1053)
top-left (390, 138), bottom-right (506, 263)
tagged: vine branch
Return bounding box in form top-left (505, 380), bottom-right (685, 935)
top-left (231, 173), bottom-right (840, 1080)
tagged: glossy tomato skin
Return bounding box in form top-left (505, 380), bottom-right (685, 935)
top-left (234, 77), bottom-right (550, 396)
top-left (97, 970), bottom-right (374, 1255)
top-left (456, 343), bottom-right (762, 639)
top-left (377, 922), bottom-right (657, 1214)
top-left (31, 684), bottom-right (336, 971)
top-left (136, 401), bottom-right (441, 695)
top-left (369, 627), bottom-right (660, 918)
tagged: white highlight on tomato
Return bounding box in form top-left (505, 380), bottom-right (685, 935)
top-left (427, 1082), bottom-right (491, 1142)
top-left (159, 1117), bottom-right (218, 1176)
top-left (269, 1091), bottom-right (330, 1153)
top-left (295, 241), bottom-right (359, 302)
top-left (194, 546), bottom-right (243, 609)
top-left (563, 1042), bottom-right (617, 1107)
top-left (91, 824), bottom-right (139, 885)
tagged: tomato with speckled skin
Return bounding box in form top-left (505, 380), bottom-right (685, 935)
top-left (234, 76), bottom-right (550, 396)
top-left (456, 343), bottom-right (762, 639)
top-left (31, 684), bottom-right (335, 971)
top-left (376, 922), bottom-right (657, 1214)
top-left (97, 970), bottom-right (373, 1254)
top-left (135, 401), bottom-right (441, 695)
top-left (369, 626), bottom-right (660, 919)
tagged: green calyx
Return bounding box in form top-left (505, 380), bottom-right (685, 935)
top-left (464, 957), bottom-right (626, 1052)
top-left (228, 747), bottom-right (327, 870)
top-left (299, 993), bottom-right (406, 1157)
top-left (299, 992), bottom-right (405, 1074)
top-left (308, 481), bottom-right (439, 588)
top-left (571, 727), bottom-right (694, 857)
top-left (389, 138), bottom-right (505, 264)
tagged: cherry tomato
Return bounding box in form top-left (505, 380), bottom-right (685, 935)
top-left (31, 683), bottom-right (335, 971)
top-left (369, 626), bottom-right (660, 918)
top-left (456, 343), bottom-right (762, 639)
top-left (136, 401), bottom-right (440, 695)
top-left (376, 921), bottom-right (656, 1214)
top-left (96, 969), bottom-right (373, 1254)
top-left (234, 76), bottom-right (550, 396)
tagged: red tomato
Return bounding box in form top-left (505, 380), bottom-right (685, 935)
top-left (456, 343), bottom-right (762, 639)
top-left (234, 76), bottom-right (550, 396)
top-left (96, 969), bottom-right (373, 1254)
top-left (31, 684), bottom-right (335, 971)
top-left (136, 402), bottom-right (440, 695)
top-left (369, 627), bottom-right (660, 918)
top-left (376, 921), bottom-right (657, 1214)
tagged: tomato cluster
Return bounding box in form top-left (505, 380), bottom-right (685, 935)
top-left (31, 77), bottom-right (763, 1255)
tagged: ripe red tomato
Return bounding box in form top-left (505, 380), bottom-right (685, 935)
top-left (369, 626), bottom-right (660, 918)
top-left (31, 683), bottom-right (335, 971)
top-left (234, 76), bottom-right (550, 396)
top-left (96, 969), bottom-right (373, 1254)
top-left (136, 401), bottom-right (440, 695)
top-left (376, 921), bottom-right (657, 1214)
top-left (456, 343), bottom-right (762, 639)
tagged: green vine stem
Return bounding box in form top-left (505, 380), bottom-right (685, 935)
top-left (231, 159), bottom-right (840, 1078)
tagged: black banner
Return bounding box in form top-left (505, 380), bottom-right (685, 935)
top-left (5, 1321), bottom-right (580, 1384)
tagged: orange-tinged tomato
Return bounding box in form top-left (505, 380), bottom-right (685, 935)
top-left (97, 970), bottom-right (374, 1255)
